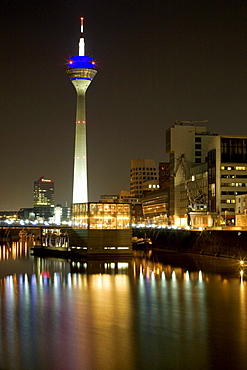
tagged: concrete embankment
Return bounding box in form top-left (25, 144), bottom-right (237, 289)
top-left (132, 228), bottom-right (247, 259)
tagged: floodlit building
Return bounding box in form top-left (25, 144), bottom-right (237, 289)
top-left (159, 162), bottom-right (170, 189)
top-left (235, 194), bottom-right (247, 227)
top-left (142, 189), bottom-right (169, 226)
top-left (71, 203), bottom-right (132, 254)
top-left (166, 121), bottom-right (247, 227)
top-left (33, 177), bottom-right (54, 220)
top-left (166, 121), bottom-right (217, 220)
top-left (208, 135), bottom-right (247, 225)
top-left (130, 159), bottom-right (159, 199)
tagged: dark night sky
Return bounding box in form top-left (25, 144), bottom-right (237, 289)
top-left (1, 0), bottom-right (247, 210)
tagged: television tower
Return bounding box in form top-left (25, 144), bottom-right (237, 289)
top-left (67, 18), bottom-right (97, 204)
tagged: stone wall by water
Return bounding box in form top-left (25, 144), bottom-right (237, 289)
top-left (133, 228), bottom-right (247, 258)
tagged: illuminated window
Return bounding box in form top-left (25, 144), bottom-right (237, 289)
top-left (236, 167), bottom-right (246, 170)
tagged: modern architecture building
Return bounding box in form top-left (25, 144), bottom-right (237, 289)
top-left (166, 121), bottom-right (217, 220)
top-left (166, 121), bottom-right (247, 227)
top-left (159, 162), bottom-right (170, 189)
top-left (142, 189), bottom-right (169, 226)
top-left (71, 202), bottom-right (132, 254)
top-left (235, 194), bottom-right (247, 227)
top-left (33, 177), bottom-right (54, 219)
top-left (130, 159), bottom-right (159, 199)
top-left (207, 135), bottom-right (247, 224)
top-left (67, 18), bottom-right (97, 204)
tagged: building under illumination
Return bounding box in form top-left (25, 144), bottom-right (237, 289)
top-left (130, 159), bottom-right (159, 199)
top-left (71, 202), bottom-right (132, 254)
top-left (166, 121), bottom-right (247, 226)
top-left (166, 122), bottom-right (216, 220)
top-left (33, 177), bottom-right (54, 219)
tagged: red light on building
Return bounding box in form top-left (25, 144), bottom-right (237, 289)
top-left (41, 179), bottom-right (51, 183)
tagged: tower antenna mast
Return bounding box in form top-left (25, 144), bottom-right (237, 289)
top-left (79, 17), bottom-right (85, 56)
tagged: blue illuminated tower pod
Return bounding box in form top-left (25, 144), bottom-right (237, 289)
top-left (67, 18), bottom-right (97, 204)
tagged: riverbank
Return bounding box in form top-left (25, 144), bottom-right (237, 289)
top-left (132, 228), bottom-right (247, 259)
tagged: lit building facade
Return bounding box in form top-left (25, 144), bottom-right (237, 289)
top-left (166, 121), bottom-right (247, 226)
top-left (159, 162), bottom-right (170, 189)
top-left (72, 202), bottom-right (131, 229)
top-left (130, 159), bottom-right (159, 199)
top-left (166, 122), bottom-right (216, 219)
top-left (142, 189), bottom-right (169, 226)
top-left (207, 135), bottom-right (247, 224)
top-left (71, 202), bottom-right (132, 254)
top-left (235, 194), bottom-right (247, 227)
top-left (33, 177), bottom-right (54, 219)
top-left (67, 18), bottom-right (97, 204)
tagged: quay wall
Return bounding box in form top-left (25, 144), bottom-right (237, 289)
top-left (132, 228), bottom-right (247, 258)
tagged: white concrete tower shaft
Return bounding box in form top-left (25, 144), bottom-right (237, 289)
top-left (67, 19), bottom-right (97, 204)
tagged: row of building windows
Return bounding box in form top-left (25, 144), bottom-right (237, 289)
top-left (160, 166), bottom-right (169, 170)
top-left (131, 167), bottom-right (156, 172)
top-left (131, 178), bottom-right (157, 185)
top-left (221, 183), bottom-right (247, 187)
top-left (221, 199), bottom-right (236, 204)
top-left (221, 138), bottom-right (247, 163)
top-left (131, 173), bottom-right (155, 178)
top-left (131, 177), bottom-right (157, 183)
top-left (221, 175), bottom-right (247, 179)
top-left (221, 166), bottom-right (246, 171)
top-left (221, 191), bottom-right (247, 195)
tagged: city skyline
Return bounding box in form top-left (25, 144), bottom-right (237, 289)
top-left (1, 1), bottom-right (247, 210)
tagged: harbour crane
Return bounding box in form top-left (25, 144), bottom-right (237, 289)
top-left (172, 154), bottom-right (207, 212)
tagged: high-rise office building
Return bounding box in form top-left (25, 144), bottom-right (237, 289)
top-left (207, 135), bottom-right (247, 222)
top-left (166, 121), bottom-right (216, 218)
top-left (67, 18), bottom-right (97, 204)
top-left (166, 121), bottom-right (247, 226)
top-left (130, 159), bottom-right (159, 199)
top-left (33, 177), bottom-right (54, 219)
top-left (159, 162), bottom-right (170, 189)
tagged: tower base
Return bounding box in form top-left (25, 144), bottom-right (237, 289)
top-left (70, 229), bottom-right (133, 257)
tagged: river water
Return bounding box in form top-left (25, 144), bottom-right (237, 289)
top-left (0, 242), bottom-right (246, 370)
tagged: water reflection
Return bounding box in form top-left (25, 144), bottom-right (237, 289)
top-left (0, 250), bottom-right (247, 369)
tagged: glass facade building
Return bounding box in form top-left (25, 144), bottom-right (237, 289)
top-left (72, 202), bottom-right (131, 229)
